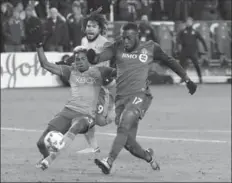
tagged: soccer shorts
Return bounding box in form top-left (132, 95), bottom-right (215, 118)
top-left (48, 107), bottom-right (93, 134)
top-left (96, 87), bottom-right (115, 122)
top-left (115, 92), bottom-right (153, 125)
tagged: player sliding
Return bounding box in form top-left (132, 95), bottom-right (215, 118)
top-left (30, 24), bottom-right (116, 170)
top-left (86, 22), bottom-right (197, 174)
top-left (76, 8), bottom-right (115, 154)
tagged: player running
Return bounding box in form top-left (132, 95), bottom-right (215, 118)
top-left (76, 8), bottom-right (115, 154)
top-left (86, 22), bottom-right (197, 174)
top-left (30, 24), bottom-right (116, 170)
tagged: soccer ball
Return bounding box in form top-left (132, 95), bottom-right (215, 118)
top-left (44, 131), bottom-right (65, 152)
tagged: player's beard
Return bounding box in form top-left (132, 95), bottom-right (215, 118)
top-left (86, 33), bottom-right (100, 42)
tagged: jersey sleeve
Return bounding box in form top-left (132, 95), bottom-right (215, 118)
top-left (196, 31), bottom-right (208, 52)
top-left (98, 66), bottom-right (116, 86)
top-left (60, 65), bottom-right (71, 81)
top-left (153, 43), bottom-right (187, 79)
top-left (96, 42), bottom-right (116, 64)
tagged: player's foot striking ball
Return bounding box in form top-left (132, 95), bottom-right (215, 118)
top-left (87, 22), bottom-right (197, 174)
top-left (29, 23), bottom-right (117, 170)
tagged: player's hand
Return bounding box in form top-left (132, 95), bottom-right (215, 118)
top-left (186, 80), bottom-right (197, 95)
top-left (28, 23), bottom-right (44, 46)
top-left (87, 49), bottom-right (98, 64)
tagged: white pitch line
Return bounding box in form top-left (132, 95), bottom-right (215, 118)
top-left (1, 127), bottom-right (230, 144)
top-left (138, 129), bottom-right (231, 133)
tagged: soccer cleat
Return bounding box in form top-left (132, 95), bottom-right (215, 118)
top-left (35, 158), bottom-right (44, 168)
top-left (146, 148), bottom-right (160, 171)
top-left (94, 158), bottom-right (112, 174)
top-left (76, 147), bottom-right (100, 154)
top-left (39, 159), bottom-right (49, 171)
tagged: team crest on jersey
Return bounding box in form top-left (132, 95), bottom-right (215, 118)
top-left (139, 48), bottom-right (148, 63)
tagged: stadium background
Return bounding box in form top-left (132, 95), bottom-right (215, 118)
top-left (1, 0), bottom-right (231, 182)
top-left (1, 0), bottom-right (231, 88)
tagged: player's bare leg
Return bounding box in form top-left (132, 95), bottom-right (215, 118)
top-left (77, 88), bottom-right (109, 154)
top-left (78, 109), bottom-right (114, 154)
top-left (95, 109), bottom-right (160, 174)
top-left (39, 117), bottom-right (95, 170)
top-left (77, 94), bottom-right (115, 154)
top-left (79, 126), bottom-right (100, 153)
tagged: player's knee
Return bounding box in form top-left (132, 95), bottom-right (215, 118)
top-left (36, 127), bottom-right (51, 149)
top-left (95, 114), bottom-right (107, 127)
top-left (37, 134), bottom-right (46, 149)
top-left (70, 117), bottom-right (95, 134)
top-left (119, 108), bottom-right (140, 131)
top-left (124, 143), bottom-right (132, 152)
top-left (36, 138), bottom-right (44, 149)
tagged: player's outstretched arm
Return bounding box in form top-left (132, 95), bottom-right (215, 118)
top-left (153, 43), bottom-right (197, 95)
top-left (29, 23), bottom-right (69, 77)
top-left (87, 45), bottom-right (115, 65)
top-left (36, 46), bottom-right (64, 76)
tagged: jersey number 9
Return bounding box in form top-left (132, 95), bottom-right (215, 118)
top-left (97, 105), bottom-right (104, 114)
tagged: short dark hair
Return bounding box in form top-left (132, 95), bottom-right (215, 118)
top-left (122, 22), bottom-right (139, 32)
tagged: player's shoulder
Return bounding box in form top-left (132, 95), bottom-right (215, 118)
top-left (81, 37), bottom-right (88, 45)
top-left (145, 40), bottom-right (156, 46)
top-left (88, 66), bottom-right (102, 75)
top-left (141, 40), bottom-right (159, 50)
top-left (96, 35), bottom-right (109, 47)
top-left (98, 35), bottom-right (108, 42)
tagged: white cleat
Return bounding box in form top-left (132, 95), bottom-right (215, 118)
top-left (146, 148), bottom-right (160, 171)
top-left (39, 159), bottom-right (49, 171)
top-left (76, 147), bottom-right (100, 154)
top-left (35, 158), bottom-right (44, 169)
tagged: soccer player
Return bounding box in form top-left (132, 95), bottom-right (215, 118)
top-left (86, 22), bottom-right (197, 174)
top-left (176, 17), bottom-right (208, 84)
top-left (76, 10), bottom-right (115, 154)
top-left (30, 25), bottom-right (116, 170)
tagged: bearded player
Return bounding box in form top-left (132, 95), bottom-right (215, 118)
top-left (30, 24), bottom-right (116, 169)
top-left (76, 9), bottom-right (116, 154)
top-left (86, 22), bottom-right (197, 174)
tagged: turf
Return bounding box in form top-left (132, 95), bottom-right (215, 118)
top-left (1, 84), bottom-right (231, 182)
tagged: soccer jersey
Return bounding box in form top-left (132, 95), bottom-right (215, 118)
top-left (109, 40), bottom-right (155, 96)
top-left (60, 66), bottom-right (115, 117)
top-left (81, 35), bottom-right (110, 67)
top-left (97, 40), bottom-right (187, 96)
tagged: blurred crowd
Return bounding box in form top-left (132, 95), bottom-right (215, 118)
top-left (1, 0), bottom-right (231, 52)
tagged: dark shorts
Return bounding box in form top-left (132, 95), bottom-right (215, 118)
top-left (115, 92), bottom-right (153, 125)
top-left (48, 107), bottom-right (93, 134)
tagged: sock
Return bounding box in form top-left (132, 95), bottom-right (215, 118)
top-left (108, 127), bottom-right (129, 165)
top-left (125, 135), bottom-right (152, 162)
top-left (38, 143), bottom-right (50, 159)
top-left (84, 126), bottom-right (99, 149)
top-left (45, 132), bottom-right (75, 165)
top-left (45, 117), bottom-right (91, 165)
top-left (37, 128), bottom-right (52, 159)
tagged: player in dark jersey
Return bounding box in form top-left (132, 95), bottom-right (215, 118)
top-left (87, 22), bottom-right (197, 174)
